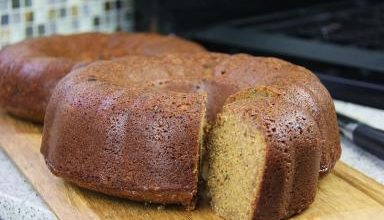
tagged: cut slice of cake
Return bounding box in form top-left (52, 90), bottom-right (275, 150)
top-left (207, 88), bottom-right (321, 220)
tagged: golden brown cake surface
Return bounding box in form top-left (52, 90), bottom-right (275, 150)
top-left (0, 32), bottom-right (205, 122)
top-left (41, 52), bottom-right (341, 217)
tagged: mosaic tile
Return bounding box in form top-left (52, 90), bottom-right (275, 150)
top-left (48, 8), bottom-right (56, 20)
top-left (0, 0), bottom-right (134, 48)
top-left (105, 13), bottom-right (111, 24)
top-left (12, 0), bottom-right (20, 9)
top-left (0, 0), bottom-right (8, 10)
top-left (12, 12), bottom-right (21, 23)
top-left (125, 11), bottom-right (133, 20)
top-left (70, 5), bottom-right (78, 17)
top-left (25, 0), bottom-right (32, 7)
top-left (1, 28), bottom-right (10, 40)
top-left (38, 24), bottom-right (45, 35)
top-left (104, 1), bottom-right (111, 11)
top-left (81, 4), bottom-right (87, 14)
top-left (25, 11), bottom-right (33, 22)
top-left (25, 25), bottom-right (33, 37)
top-left (59, 7), bottom-right (66, 17)
top-left (116, 0), bottom-right (123, 9)
top-left (93, 16), bottom-right (100, 26)
top-left (71, 19), bottom-right (78, 29)
top-left (1, 14), bottom-right (9, 25)
top-left (49, 22), bottom-right (56, 33)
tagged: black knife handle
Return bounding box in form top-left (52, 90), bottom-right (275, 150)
top-left (353, 124), bottom-right (384, 160)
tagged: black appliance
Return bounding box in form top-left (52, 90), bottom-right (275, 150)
top-left (135, 0), bottom-right (384, 109)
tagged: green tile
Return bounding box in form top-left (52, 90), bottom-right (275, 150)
top-left (93, 16), bottom-right (100, 26)
top-left (38, 24), bottom-right (45, 35)
top-left (48, 9), bottom-right (56, 20)
top-left (25, 0), bottom-right (32, 7)
top-left (70, 5), bottom-right (78, 16)
top-left (12, 0), bottom-right (20, 9)
top-left (25, 26), bottom-right (33, 37)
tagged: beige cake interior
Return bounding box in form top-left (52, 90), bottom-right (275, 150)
top-left (207, 113), bottom-right (267, 220)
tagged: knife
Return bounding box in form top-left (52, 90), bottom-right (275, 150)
top-left (337, 113), bottom-right (384, 160)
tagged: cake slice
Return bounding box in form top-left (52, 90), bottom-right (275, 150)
top-left (207, 88), bottom-right (321, 220)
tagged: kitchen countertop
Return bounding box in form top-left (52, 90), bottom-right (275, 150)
top-left (0, 148), bottom-right (55, 220)
top-left (0, 100), bottom-right (383, 220)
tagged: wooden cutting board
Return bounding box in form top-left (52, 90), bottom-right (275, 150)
top-left (0, 110), bottom-right (383, 220)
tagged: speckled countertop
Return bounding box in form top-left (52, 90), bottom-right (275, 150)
top-left (0, 99), bottom-right (383, 220)
top-left (0, 149), bottom-right (56, 220)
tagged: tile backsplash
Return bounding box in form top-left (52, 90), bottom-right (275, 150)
top-left (0, 0), bottom-right (134, 48)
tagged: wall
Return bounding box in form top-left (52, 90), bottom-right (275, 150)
top-left (0, 0), bottom-right (134, 48)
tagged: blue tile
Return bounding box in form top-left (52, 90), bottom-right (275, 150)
top-left (59, 7), bottom-right (66, 17)
top-left (1, 14), bottom-right (8, 25)
top-left (116, 0), bottom-right (123, 9)
top-left (82, 4), bottom-right (90, 16)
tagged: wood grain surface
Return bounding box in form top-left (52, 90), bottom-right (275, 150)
top-left (0, 110), bottom-right (383, 220)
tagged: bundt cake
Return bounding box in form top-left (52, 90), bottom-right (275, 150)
top-left (41, 52), bottom-right (341, 219)
top-left (0, 32), bottom-right (205, 122)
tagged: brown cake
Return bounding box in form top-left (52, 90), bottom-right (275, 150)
top-left (0, 32), bottom-right (205, 122)
top-left (41, 53), bottom-right (341, 219)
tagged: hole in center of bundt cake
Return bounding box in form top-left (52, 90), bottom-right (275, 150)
top-left (207, 113), bottom-right (267, 220)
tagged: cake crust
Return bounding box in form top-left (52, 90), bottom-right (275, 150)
top-left (0, 32), bottom-right (205, 122)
